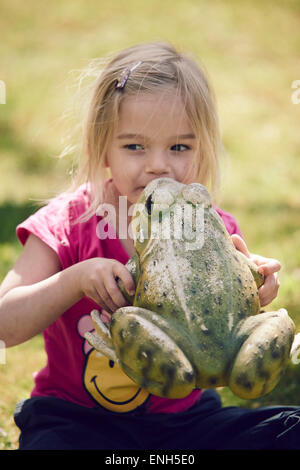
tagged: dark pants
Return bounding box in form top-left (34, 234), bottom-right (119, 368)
top-left (14, 390), bottom-right (300, 450)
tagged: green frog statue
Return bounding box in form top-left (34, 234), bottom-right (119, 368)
top-left (85, 178), bottom-right (298, 400)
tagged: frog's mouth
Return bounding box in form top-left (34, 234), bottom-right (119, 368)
top-left (90, 375), bottom-right (144, 405)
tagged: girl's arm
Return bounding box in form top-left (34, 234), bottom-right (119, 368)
top-left (0, 234), bottom-right (82, 347)
top-left (0, 234), bottom-right (135, 348)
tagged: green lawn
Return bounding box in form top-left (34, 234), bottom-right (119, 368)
top-left (0, 0), bottom-right (300, 449)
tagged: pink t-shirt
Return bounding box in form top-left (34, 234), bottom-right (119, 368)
top-left (16, 185), bottom-right (242, 414)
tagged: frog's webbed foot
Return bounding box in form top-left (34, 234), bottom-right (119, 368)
top-left (84, 310), bottom-right (118, 363)
top-left (229, 308), bottom-right (295, 399)
top-left (109, 306), bottom-right (196, 399)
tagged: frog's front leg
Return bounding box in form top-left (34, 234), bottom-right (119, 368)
top-left (110, 306), bottom-right (196, 398)
top-left (229, 308), bottom-right (295, 399)
top-left (85, 310), bottom-right (118, 363)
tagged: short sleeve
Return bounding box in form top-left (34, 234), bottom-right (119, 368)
top-left (16, 189), bottom-right (89, 268)
top-left (17, 197), bottom-right (68, 254)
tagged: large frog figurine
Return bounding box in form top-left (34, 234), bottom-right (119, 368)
top-left (85, 178), bottom-right (296, 399)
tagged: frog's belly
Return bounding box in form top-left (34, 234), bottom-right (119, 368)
top-left (136, 249), bottom-right (258, 388)
top-left (184, 288), bottom-right (250, 387)
top-left (189, 326), bottom-right (234, 388)
top-left (136, 289), bottom-right (235, 388)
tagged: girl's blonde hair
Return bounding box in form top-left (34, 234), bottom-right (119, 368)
top-left (69, 42), bottom-right (223, 218)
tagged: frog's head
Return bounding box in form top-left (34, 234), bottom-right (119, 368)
top-left (130, 178), bottom-right (212, 254)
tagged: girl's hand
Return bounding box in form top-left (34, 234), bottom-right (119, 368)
top-left (77, 258), bottom-right (135, 315)
top-left (231, 234), bottom-right (281, 307)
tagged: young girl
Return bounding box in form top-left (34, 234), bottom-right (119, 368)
top-left (1, 42), bottom-right (299, 450)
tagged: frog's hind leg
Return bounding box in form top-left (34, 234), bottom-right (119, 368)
top-left (110, 306), bottom-right (196, 399)
top-left (228, 309), bottom-right (295, 399)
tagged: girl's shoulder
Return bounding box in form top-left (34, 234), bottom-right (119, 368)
top-left (35, 183), bottom-right (94, 230)
top-left (52, 183), bottom-right (92, 221)
top-left (16, 184), bottom-right (93, 254)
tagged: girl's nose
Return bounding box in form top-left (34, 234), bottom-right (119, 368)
top-left (145, 150), bottom-right (170, 175)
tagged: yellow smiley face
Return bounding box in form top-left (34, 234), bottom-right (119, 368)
top-left (83, 349), bottom-right (150, 412)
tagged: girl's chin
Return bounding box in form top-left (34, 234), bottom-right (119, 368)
top-left (131, 187), bottom-right (145, 202)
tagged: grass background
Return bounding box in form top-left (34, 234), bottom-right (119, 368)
top-left (0, 0), bottom-right (300, 449)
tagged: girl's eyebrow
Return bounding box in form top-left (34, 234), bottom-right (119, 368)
top-left (172, 134), bottom-right (196, 139)
top-left (117, 133), bottom-right (196, 140)
top-left (117, 133), bottom-right (145, 140)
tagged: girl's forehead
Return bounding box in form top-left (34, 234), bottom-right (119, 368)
top-left (116, 92), bottom-right (193, 137)
top-left (120, 91), bottom-right (183, 114)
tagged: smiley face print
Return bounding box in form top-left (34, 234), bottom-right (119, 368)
top-left (78, 314), bottom-right (150, 413)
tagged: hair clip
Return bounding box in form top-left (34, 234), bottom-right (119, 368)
top-left (116, 61), bottom-right (142, 90)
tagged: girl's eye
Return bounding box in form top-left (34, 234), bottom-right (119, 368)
top-left (171, 144), bottom-right (190, 152)
top-left (124, 144), bottom-right (144, 151)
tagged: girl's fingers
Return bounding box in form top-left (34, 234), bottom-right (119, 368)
top-left (103, 274), bottom-right (130, 311)
top-left (93, 280), bottom-right (120, 314)
top-left (231, 236), bottom-right (281, 273)
top-left (100, 262), bottom-right (135, 313)
top-left (100, 309), bottom-right (112, 322)
top-left (258, 272), bottom-right (280, 307)
top-left (255, 259), bottom-right (282, 276)
top-left (231, 234), bottom-right (251, 257)
top-left (230, 236), bottom-right (282, 306)
top-left (112, 263), bottom-right (135, 296)
top-left (81, 259), bottom-right (135, 313)
top-left (252, 256), bottom-right (281, 306)
top-left (87, 285), bottom-right (115, 313)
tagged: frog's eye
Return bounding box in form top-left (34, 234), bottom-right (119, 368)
top-left (182, 184), bottom-right (212, 207)
top-left (145, 189), bottom-right (175, 216)
top-left (145, 194), bottom-right (153, 215)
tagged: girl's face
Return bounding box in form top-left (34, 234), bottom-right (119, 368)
top-left (106, 91), bottom-right (198, 205)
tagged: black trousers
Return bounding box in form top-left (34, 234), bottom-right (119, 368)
top-left (14, 390), bottom-right (300, 450)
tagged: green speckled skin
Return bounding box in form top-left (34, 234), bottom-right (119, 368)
top-left (85, 178), bottom-right (295, 399)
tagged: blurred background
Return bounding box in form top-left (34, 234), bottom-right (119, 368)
top-left (0, 0), bottom-right (299, 449)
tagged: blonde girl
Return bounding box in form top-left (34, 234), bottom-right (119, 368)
top-left (1, 43), bottom-right (295, 451)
